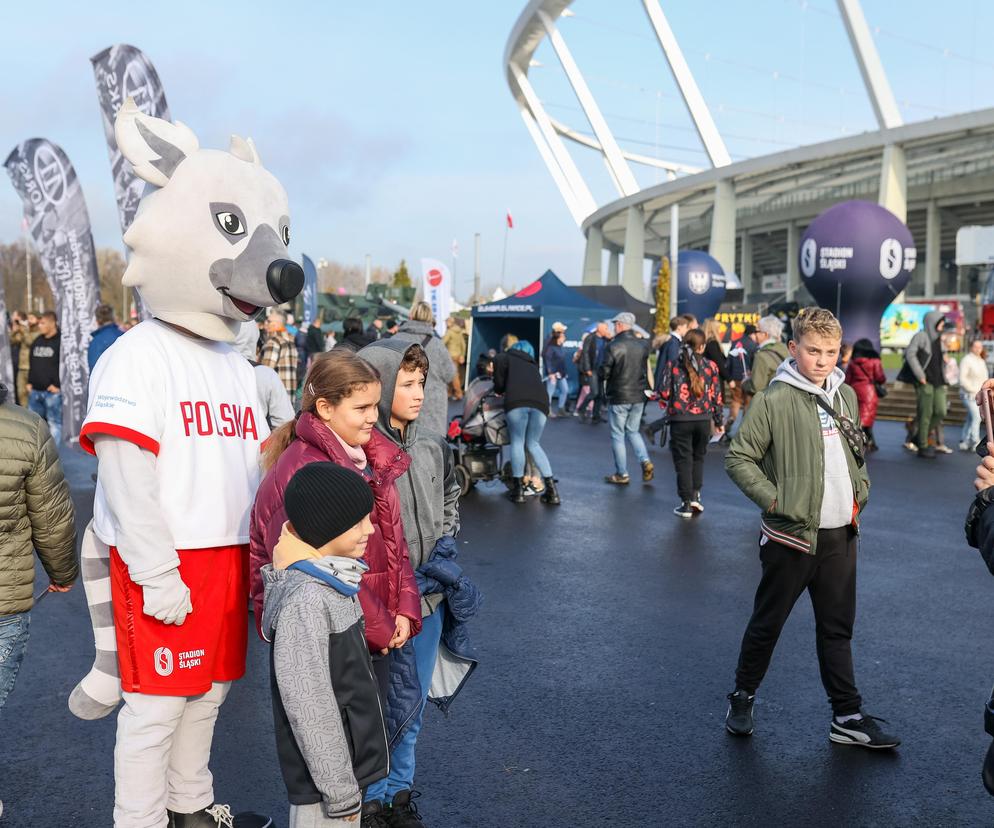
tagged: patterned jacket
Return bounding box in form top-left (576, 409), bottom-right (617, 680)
top-left (260, 329), bottom-right (298, 394)
top-left (659, 352), bottom-right (724, 427)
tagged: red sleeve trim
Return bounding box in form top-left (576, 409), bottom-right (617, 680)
top-left (79, 422), bottom-right (160, 457)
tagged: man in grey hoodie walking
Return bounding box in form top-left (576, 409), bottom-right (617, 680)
top-left (898, 310), bottom-right (949, 459)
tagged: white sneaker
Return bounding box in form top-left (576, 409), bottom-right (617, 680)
top-left (903, 441), bottom-right (918, 453)
top-left (960, 442), bottom-right (972, 451)
top-left (936, 444), bottom-right (953, 454)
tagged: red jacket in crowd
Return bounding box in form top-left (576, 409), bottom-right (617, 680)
top-left (845, 356), bottom-right (886, 427)
top-left (249, 411), bottom-right (422, 650)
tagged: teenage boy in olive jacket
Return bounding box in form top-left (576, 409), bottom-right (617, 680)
top-left (723, 308), bottom-right (899, 750)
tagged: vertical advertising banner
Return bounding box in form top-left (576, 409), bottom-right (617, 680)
top-left (0, 284), bottom-right (13, 389)
top-left (91, 44), bottom-right (170, 319)
top-left (5, 140), bottom-right (101, 442)
top-left (301, 254), bottom-right (318, 324)
top-left (420, 258), bottom-right (451, 337)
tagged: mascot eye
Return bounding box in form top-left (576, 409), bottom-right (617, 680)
top-left (216, 212), bottom-right (245, 236)
top-left (281, 226), bottom-right (290, 246)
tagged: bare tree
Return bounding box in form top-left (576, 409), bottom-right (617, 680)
top-left (95, 248), bottom-right (128, 317)
top-left (0, 241), bottom-right (52, 313)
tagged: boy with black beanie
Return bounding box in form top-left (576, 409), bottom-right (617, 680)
top-left (262, 462), bottom-right (390, 827)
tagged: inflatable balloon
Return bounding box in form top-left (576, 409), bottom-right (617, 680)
top-left (799, 200), bottom-right (915, 349)
top-left (676, 250), bottom-right (726, 322)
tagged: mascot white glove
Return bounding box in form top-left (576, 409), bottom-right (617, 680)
top-left (140, 569), bottom-right (193, 625)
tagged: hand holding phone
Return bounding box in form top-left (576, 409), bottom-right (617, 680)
top-left (984, 389), bottom-right (994, 449)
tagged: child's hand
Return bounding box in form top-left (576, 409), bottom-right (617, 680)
top-left (344, 815), bottom-right (359, 823)
top-left (389, 615), bottom-right (412, 649)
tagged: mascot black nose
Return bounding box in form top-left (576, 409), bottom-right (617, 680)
top-left (267, 259), bottom-right (305, 303)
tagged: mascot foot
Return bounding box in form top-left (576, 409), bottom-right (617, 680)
top-left (68, 681), bottom-right (120, 720)
top-left (168, 804), bottom-right (273, 828)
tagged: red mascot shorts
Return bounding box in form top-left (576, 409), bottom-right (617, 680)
top-left (110, 545), bottom-right (249, 696)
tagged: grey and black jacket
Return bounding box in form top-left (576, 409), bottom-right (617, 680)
top-left (898, 310), bottom-right (945, 385)
top-left (359, 338), bottom-right (460, 617)
top-left (263, 564), bottom-right (389, 819)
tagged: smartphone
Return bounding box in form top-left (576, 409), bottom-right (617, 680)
top-left (984, 389), bottom-right (994, 448)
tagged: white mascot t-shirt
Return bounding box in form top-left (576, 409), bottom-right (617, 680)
top-left (81, 319), bottom-right (270, 550)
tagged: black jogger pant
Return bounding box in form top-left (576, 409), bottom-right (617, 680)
top-left (734, 525), bottom-right (862, 715)
top-left (669, 419), bottom-right (711, 501)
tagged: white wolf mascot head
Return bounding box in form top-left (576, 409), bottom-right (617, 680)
top-left (114, 98), bottom-right (303, 342)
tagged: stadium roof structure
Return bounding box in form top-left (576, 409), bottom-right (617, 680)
top-left (505, 0), bottom-right (994, 306)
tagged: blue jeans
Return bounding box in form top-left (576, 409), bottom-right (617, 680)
top-left (546, 376), bottom-right (569, 411)
top-left (962, 390), bottom-right (982, 447)
top-left (366, 606), bottom-right (444, 801)
top-left (609, 402), bottom-right (649, 475)
top-left (0, 612), bottom-right (30, 712)
top-left (506, 407), bottom-right (553, 478)
top-left (28, 389), bottom-right (62, 444)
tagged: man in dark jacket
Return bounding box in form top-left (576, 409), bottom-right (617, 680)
top-left (26, 311), bottom-right (62, 444)
top-left (600, 312), bottom-right (653, 484)
top-left (87, 304), bottom-right (124, 373)
top-left (335, 316), bottom-right (377, 353)
top-left (898, 310), bottom-right (948, 459)
top-left (0, 381), bottom-right (77, 715)
top-left (580, 321), bottom-right (611, 423)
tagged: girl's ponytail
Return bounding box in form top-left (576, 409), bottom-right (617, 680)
top-left (682, 328), bottom-right (706, 398)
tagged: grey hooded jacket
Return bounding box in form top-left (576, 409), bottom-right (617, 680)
top-left (389, 320), bottom-right (456, 436)
top-left (901, 310), bottom-right (945, 385)
top-left (359, 339), bottom-right (460, 616)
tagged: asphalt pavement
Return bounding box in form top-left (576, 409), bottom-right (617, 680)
top-left (3, 414), bottom-right (994, 827)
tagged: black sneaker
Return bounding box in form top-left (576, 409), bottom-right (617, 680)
top-left (829, 714), bottom-right (900, 749)
top-left (387, 790), bottom-right (425, 827)
top-left (725, 690), bottom-right (755, 736)
top-left (168, 805), bottom-right (272, 828)
top-left (673, 501), bottom-right (694, 519)
top-left (690, 492), bottom-right (704, 513)
top-left (362, 800), bottom-right (392, 828)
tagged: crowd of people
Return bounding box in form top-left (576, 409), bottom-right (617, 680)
top-left (5, 291), bottom-right (994, 823)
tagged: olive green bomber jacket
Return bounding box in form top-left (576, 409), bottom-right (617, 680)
top-left (724, 380), bottom-right (870, 555)
top-left (0, 401), bottom-right (77, 615)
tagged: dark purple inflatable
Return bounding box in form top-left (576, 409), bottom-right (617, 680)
top-left (677, 250), bottom-right (727, 322)
top-left (799, 200), bottom-right (915, 349)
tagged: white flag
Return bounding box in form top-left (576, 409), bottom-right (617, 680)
top-left (420, 258), bottom-right (451, 337)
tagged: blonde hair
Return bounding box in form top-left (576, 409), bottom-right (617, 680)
top-left (791, 307), bottom-right (842, 342)
top-left (409, 301), bottom-right (434, 324)
top-left (703, 319), bottom-right (722, 342)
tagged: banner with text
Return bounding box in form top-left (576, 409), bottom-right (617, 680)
top-left (5, 140), bottom-right (101, 442)
top-left (420, 258), bottom-right (451, 337)
top-left (91, 44), bottom-right (171, 319)
top-left (301, 254), bottom-right (318, 324)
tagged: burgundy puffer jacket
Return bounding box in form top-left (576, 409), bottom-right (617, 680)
top-left (249, 412), bottom-right (422, 650)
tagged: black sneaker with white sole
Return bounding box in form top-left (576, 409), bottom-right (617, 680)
top-left (829, 714), bottom-right (900, 749)
top-left (690, 492), bottom-right (704, 513)
top-left (673, 501), bottom-right (694, 518)
top-left (725, 690), bottom-right (754, 736)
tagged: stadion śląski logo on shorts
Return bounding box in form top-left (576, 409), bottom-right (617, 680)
top-left (154, 646), bottom-right (174, 677)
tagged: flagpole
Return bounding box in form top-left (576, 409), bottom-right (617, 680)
top-left (500, 222), bottom-right (509, 290)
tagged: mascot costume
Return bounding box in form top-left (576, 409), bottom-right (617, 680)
top-left (71, 98), bottom-right (302, 828)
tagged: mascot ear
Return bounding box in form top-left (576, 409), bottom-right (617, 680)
top-left (229, 135), bottom-right (261, 165)
top-left (115, 97), bottom-right (200, 187)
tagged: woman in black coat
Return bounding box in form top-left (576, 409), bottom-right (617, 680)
top-left (493, 340), bottom-right (560, 506)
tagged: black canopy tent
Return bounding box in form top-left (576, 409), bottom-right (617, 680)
top-left (573, 285), bottom-right (655, 333)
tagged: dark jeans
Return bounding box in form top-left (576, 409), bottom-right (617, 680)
top-left (734, 526), bottom-right (862, 715)
top-left (669, 419), bottom-right (710, 501)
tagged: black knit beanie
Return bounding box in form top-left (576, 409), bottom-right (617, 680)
top-left (284, 462), bottom-right (374, 549)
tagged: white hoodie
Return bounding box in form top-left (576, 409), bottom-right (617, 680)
top-left (770, 359), bottom-right (854, 530)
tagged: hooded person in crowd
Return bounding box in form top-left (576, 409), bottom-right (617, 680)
top-left (898, 310), bottom-right (949, 459)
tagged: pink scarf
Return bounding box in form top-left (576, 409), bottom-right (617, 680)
top-left (331, 428), bottom-right (368, 471)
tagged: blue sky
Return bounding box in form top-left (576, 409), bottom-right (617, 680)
top-left (0, 1), bottom-right (992, 301)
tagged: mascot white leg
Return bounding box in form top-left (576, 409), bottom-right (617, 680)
top-left (69, 521), bottom-right (123, 719)
top-left (76, 98), bottom-right (302, 828)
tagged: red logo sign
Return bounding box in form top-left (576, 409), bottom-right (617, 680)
top-left (427, 268), bottom-right (443, 288)
top-left (516, 280), bottom-right (542, 298)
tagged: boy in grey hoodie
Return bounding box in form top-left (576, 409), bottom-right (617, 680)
top-left (358, 340), bottom-right (461, 827)
top-left (262, 462), bottom-right (390, 827)
top-left (724, 308), bottom-right (899, 750)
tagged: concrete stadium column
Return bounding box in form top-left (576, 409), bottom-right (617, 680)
top-left (708, 179), bottom-right (736, 275)
top-left (786, 223), bottom-right (799, 299)
top-left (924, 199), bottom-right (940, 298)
top-left (622, 206), bottom-right (646, 298)
top-left (607, 250), bottom-right (620, 285)
top-left (583, 225), bottom-right (604, 285)
top-left (879, 144), bottom-right (907, 223)
top-left (740, 231), bottom-right (754, 298)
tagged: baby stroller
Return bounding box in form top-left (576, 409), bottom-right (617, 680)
top-left (447, 377), bottom-right (510, 496)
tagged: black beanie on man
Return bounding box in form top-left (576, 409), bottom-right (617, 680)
top-left (284, 462), bottom-right (374, 549)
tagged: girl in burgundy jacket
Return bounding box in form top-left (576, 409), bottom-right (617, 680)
top-left (249, 350), bottom-right (422, 680)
